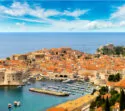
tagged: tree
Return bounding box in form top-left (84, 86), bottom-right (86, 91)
top-left (90, 101), bottom-right (96, 109)
top-left (108, 75), bottom-right (114, 81)
top-left (115, 73), bottom-right (120, 81)
top-left (120, 89), bottom-right (125, 111)
top-left (99, 86), bottom-right (109, 95)
top-left (105, 97), bottom-right (110, 111)
top-left (6, 57), bottom-right (10, 60)
top-left (115, 46), bottom-right (124, 55)
top-left (108, 74), bottom-right (121, 82)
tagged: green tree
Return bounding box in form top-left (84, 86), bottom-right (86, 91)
top-left (99, 86), bottom-right (108, 95)
top-left (115, 46), bottom-right (124, 55)
top-left (108, 74), bottom-right (121, 82)
top-left (90, 101), bottom-right (96, 109)
top-left (108, 75), bottom-right (114, 81)
top-left (6, 57), bottom-right (10, 60)
top-left (115, 73), bottom-right (121, 81)
top-left (105, 97), bottom-right (110, 111)
top-left (120, 89), bottom-right (125, 111)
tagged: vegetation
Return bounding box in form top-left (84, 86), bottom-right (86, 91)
top-left (99, 86), bottom-right (108, 95)
top-left (90, 86), bottom-right (108, 110)
top-left (105, 97), bottom-right (110, 111)
top-left (120, 89), bottom-right (125, 111)
top-left (110, 89), bottom-right (120, 106)
top-left (96, 45), bottom-right (125, 56)
top-left (6, 57), bottom-right (10, 60)
top-left (108, 73), bottom-right (121, 82)
top-left (90, 87), bottom-right (125, 111)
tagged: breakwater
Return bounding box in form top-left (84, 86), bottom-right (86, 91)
top-left (29, 88), bottom-right (70, 96)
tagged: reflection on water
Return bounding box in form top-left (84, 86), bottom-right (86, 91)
top-left (0, 80), bottom-right (93, 111)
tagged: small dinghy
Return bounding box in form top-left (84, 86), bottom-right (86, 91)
top-left (8, 103), bottom-right (12, 109)
top-left (14, 101), bottom-right (21, 107)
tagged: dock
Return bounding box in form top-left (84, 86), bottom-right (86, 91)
top-left (29, 88), bottom-right (69, 96)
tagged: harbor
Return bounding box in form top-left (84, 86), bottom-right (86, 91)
top-left (0, 80), bottom-right (95, 111)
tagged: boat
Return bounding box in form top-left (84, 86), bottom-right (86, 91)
top-left (48, 86), bottom-right (59, 90)
top-left (17, 85), bottom-right (22, 88)
top-left (27, 82), bottom-right (31, 85)
top-left (8, 103), bottom-right (12, 109)
top-left (17, 102), bottom-right (21, 106)
top-left (62, 79), bottom-right (75, 83)
top-left (72, 93), bottom-right (75, 95)
top-left (41, 83), bottom-right (46, 86)
top-left (14, 101), bottom-right (21, 107)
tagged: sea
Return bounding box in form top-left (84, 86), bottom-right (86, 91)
top-left (0, 32), bottom-right (125, 111)
top-left (0, 81), bottom-right (93, 111)
top-left (0, 32), bottom-right (125, 58)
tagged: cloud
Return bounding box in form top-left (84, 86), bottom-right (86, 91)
top-left (0, 1), bottom-right (125, 32)
top-left (0, 2), bottom-right (28, 16)
top-left (16, 22), bottom-right (28, 31)
top-left (0, 2), bottom-right (60, 20)
top-left (46, 20), bottom-right (115, 31)
top-left (119, 21), bottom-right (125, 26)
top-left (111, 5), bottom-right (125, 20)
top-left (0, 2), bottom-right (88, 20)
top-left (63, 9), bottom-right (88, 17)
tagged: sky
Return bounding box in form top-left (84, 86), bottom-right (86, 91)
top-left (0, 0), bottom-right (125, 32)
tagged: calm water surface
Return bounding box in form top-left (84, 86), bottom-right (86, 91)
top-left (0, 81), bottom-right (86, 111)
top-left (0, 32), bottom-right (125, 58)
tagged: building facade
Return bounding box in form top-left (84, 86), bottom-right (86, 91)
top-left (0, 68), bottom-right (23, 85)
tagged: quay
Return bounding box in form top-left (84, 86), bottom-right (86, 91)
top-left (29, 88), bottom-right (69, 96)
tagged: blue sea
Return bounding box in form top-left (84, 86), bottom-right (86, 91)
top-left (0, 32), bottom-right (125, 58)
top-left (0, 81), bottom-right (92, 111)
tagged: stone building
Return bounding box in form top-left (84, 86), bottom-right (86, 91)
top-left (0, 68), bottom-right (23, 85)
top-left (47, 71), bottom-right (75, 80)
top-left (0, 68), bottom-right (5, 84)
top-left (30, 53), bottom-right (45, 60)
top-left (11, 54), bottom-right (27, 61)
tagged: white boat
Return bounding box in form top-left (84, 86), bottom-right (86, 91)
top-left (62, 79), bottom-right (75, 83)
top-left (14, 101), bottom-right (21, 107)
top-left (27, 82), bottom-right (31, 85)
top-left (17, 86), bottom-right (22, 88)
top-left (8, 103), bottom-right (12, 109)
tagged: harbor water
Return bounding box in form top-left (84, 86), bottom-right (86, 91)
top-left (0, 80), bottom-right (94, 111)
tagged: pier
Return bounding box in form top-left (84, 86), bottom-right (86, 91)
top-left (29, 88), bottom-right (70, 96)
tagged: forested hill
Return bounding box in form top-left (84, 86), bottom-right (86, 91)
top-left (96, 44), bottom-right (125, 56)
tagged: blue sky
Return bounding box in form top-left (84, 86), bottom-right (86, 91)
top-left (0, 0), bottom-right (125, 32)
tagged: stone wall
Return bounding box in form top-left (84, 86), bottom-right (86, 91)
top-left (0, 71), bottom-right (4, 84)
top-left (0, 69), bottom-right (23, 86)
